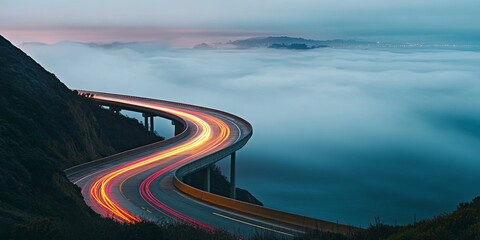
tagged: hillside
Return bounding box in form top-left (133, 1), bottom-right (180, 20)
top-left (303, 197), bottom-right (480, 240)
top-left (0, 35), bottom-right (162, 239)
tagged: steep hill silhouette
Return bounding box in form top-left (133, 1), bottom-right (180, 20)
top-left (0, 35), bottom-right (162, 239)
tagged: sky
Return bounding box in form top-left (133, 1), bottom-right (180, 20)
top-left (1, 0), bottom-right (479, 46)
top-left (21, 42), bottom-right (480, 226)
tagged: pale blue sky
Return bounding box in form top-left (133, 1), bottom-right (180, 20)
top-left (1, 0), bottom-right (479, 44)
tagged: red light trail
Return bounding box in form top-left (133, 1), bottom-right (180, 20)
top-left (84, 94), bottom-right (231, 230)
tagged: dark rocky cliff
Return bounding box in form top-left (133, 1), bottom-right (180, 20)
top-left (0, 35), bottom-right (161, 239)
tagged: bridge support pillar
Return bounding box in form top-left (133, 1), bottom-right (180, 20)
top-left (149, 116), bottom-right (154, 133)
top-left (230, 152), bottom-right (236, 199)
top-left (204, 166), bottom-right (211, 192)
top-left (172, 121), bottom-right (183, 135)
top-left (142, 113), bottom-right (149, 130)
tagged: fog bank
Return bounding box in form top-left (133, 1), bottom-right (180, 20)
top-left (22, 43), bottom-right (480, 226)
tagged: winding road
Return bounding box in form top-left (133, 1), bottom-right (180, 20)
top-left (65, 91), bottom-right (358, 238)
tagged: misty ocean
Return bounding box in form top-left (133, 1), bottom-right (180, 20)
top-left (23, 43), bottom-right (480, 227)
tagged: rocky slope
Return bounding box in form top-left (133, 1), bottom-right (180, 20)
top-left (0, 35), bottom-right (161, 239)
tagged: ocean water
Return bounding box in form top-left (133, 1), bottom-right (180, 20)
top-left (23, 43), bottom-right (480, 227)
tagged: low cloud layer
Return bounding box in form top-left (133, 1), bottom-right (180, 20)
top-left (22, 43), bottom-right (480, 226)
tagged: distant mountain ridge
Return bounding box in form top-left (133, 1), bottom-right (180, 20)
top-left (193, 36), bottom-right (371, 50)
top-left (230, 36), bottom-right (370, 48)
top-left (195, 36), bottom-right (479, 51)
top-left (230, 36), bottom-right (323, 47)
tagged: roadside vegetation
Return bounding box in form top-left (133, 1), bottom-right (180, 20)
top-left (293, 197), bottom-right (480, 240)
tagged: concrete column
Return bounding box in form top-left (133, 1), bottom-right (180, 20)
top-left (204, 166), bottom-right (211, 192)
top-left (149, 116), bottom-right (154, 132)
top-left (142, 113), bottom-right (149, 130)
top-left (230, 152), bottom-right (236, 199)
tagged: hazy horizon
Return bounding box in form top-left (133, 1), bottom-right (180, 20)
top-left (2, 0), bottom-right (479, 46)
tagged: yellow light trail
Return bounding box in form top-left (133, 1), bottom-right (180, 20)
top-left (86, 95), bottom-right (231, 224)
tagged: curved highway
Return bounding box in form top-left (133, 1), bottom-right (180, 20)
top-left (66, 91), bottom-right (358, 238)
